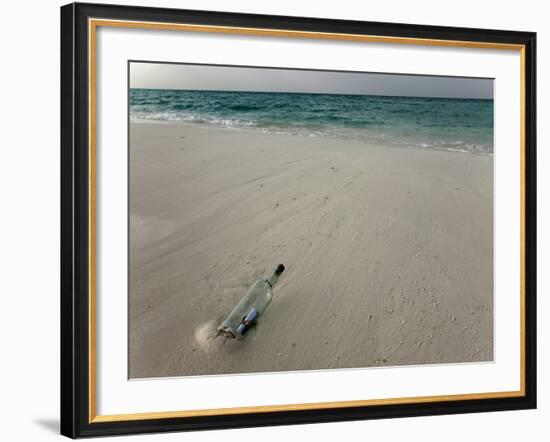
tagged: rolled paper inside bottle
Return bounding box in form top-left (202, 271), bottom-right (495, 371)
top-left (236, 323), bottom-right (246, 335)
top-left (243, 308), bottom-right (258, 324)
top-left (236, 308), bottom-right (258, 336)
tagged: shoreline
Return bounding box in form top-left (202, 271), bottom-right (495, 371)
top-left (129, 117), bottom-right (494, 156)
top-left (129, 121), bottom-right (494, 379)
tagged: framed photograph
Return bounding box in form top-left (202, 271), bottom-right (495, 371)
top-left (60, 2), bottom-right (537, 438)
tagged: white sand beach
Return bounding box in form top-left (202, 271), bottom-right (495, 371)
top-left (129, 122), bottom-right (493, 378)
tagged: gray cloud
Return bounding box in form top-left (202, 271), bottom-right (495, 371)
top-left (130, 62), bottom-right (493, 99)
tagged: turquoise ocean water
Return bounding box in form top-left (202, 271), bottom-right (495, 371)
top-left (130, 89), bottom-right (494, 154)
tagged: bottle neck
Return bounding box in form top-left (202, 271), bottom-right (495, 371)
top-left (265, 269), bottom-right (281, 287)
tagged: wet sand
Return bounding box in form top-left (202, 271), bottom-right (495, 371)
top-left (129, 122), bottom-right (493, 378)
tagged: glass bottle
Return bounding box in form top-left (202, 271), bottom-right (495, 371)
top-left (218, 264), bottom-right (285, 339)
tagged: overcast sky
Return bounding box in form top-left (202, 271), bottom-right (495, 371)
top-left (130, 62), bottom-right (493, 99)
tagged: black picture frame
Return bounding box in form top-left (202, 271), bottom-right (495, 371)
top-left (61, 2), bottom-right (537, 438)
